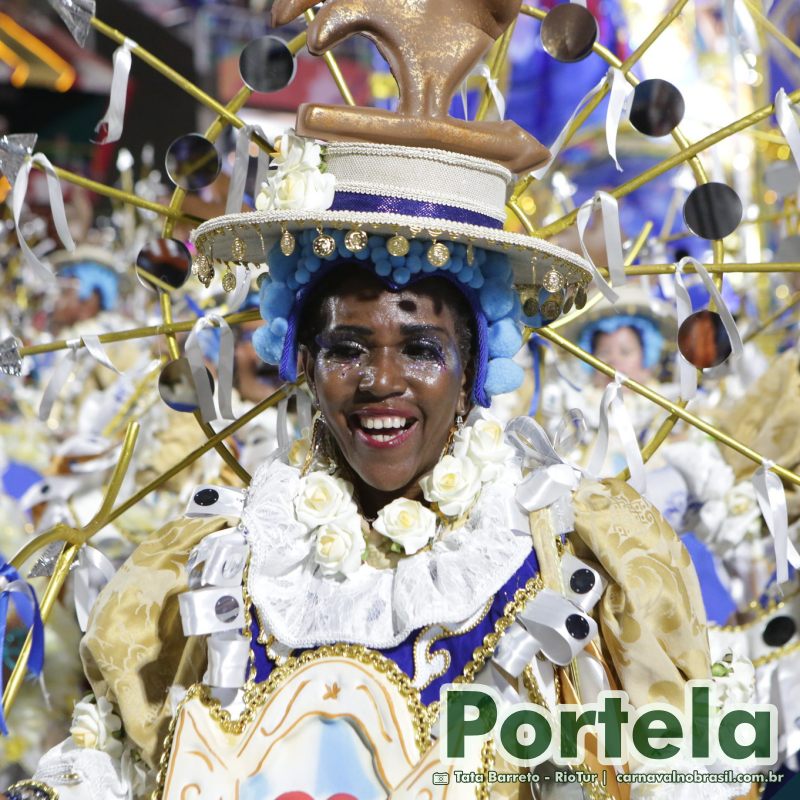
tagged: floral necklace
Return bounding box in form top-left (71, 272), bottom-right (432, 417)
top-left (289, 417), bottom-right (516, 579)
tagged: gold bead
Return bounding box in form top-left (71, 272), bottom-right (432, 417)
top-left (231, 236), bottom-right (247, 261)
top-left (387, 234), bottom-right (410, 257)
top-left (313, 230), bottom-right (337, 259)
top-left (192, 253), bottom-right (208, 277)
top-left (466, 242), bottom-right (475, 266)
top-left (542, 268), bottom-right (565, 294)
top-left (280, 228), bottom-right (296, 256)
top-left (221, 268), bottom-right (237, 293)
top-left (427, 241), bottom-right (450, 268)
top-left (562, 285), bottom-right (576, 314)
top-left (344, 229), bottom-right (368, 253)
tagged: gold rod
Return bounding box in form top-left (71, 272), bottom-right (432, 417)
top-left (162, 85), bottom-right (253, 239)
top-left (624, 220), bottom-right (654, 265)
top-left (535, 87), bottom-right (800, 238)
top-left (618, 0), bottom-right (690, 75)
top-left (475, 19), bottom-right (516, 122)
top-left (287, 30), bottom-right (308, 56)
top-left (538, 327), bottom-right (800, 487)
top-left (103, 380), bottom-right (303, 526)
top-left (742, 0), bottom-right (800, 61)
top-left (303, 10), bottom-right (356, 106)
top-left (31, 161), bottom-right (202, 224)
top-left (507, 198), bottom-right (536, 235)
top-left (743, 292), bottom-right (800, 343)
top-left (19, 310), bottom-right (260, 357)
top-left (89, 17), bottom-right (271, 154)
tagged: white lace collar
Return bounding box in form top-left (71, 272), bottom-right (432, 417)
top-left (242, 459), bottom-right (533, 649)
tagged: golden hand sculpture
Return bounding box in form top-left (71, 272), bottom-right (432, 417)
top-left (271, 0), bottom-right (549, 173)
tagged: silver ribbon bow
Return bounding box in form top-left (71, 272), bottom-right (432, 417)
top-left (185, 314), bottom-right (235, 423)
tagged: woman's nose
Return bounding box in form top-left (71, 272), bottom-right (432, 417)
top-left (358, 347), bottom-right (406, 395)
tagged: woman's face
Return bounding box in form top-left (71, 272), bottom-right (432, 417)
top-left (592, 326), bottom-right (650, 386)
top-left (301, 271), bottom-right (470, 500)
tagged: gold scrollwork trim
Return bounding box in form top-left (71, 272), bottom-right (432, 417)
top-left (153, 643), bottom-right (432, 800)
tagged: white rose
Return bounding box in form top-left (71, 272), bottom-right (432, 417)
top-left (453, 419), bottom-right (514, 482)
top-left (314, 514), bottom-right (365, 577)
top-left (419, 454), bottom-right (482, 518)
top-left (374, 498), bottom-right (437, 555)
top-left (294, 472), bottom-right (356, 530)
top-left (69, 695), bottom-right (123, 759)
top-left (257, 168), bottom-right (336, 212)
top-left (272, 131), bottom-right (323, 173)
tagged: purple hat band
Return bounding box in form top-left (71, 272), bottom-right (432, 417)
top-left (329, 191), bottom-right (504, 230)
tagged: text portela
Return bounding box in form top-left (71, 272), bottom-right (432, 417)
top-left (441, 683), bottom-right (777, 768)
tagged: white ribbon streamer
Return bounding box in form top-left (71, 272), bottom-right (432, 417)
top-left (678, 256), bottom-right (744, 373)
top-left (185, 314), bottom-right (235, 422)
top-left (576, 191), bottom-right (626, 303)
top-left (227, 264), bottom-right (251, 311)
top-left (73, 545), bottom-right (116, 631)
top-left (606, 68), bottom-right (634, 171)
top-left (226, 124), bottom-right (270, 215)
top-left (207, 633), bottom-right (251, 689)
top-left (277, 397), bottom-right (291, 449)
top-left (179, 586), bottom-right (245, 636)
top-left (460, 62), bottom-right (506, 121)
top-left (38, 340), bottom-right (80, 420)
top-left (775, 89), bottom-right (800, 177)
top-left (586, 372), bottom-right (647, 494)
top-left (13, 154), bottom-right (74, 282)
top-left (93, 38), bottom-right (135, 144)
top-left (674, 267), bottom-right (697, 401)
top-left (754, 460), bottom-right (800, 585)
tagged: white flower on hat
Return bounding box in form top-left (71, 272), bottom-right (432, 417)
top-left (453, 418), bottom-right (515, 482)
top-left (314, 513), bottom-right (365, 577)
top-left (272, 130), bottom-right (323, 173)
top-left (257, 168), bottom-right (336, 212)
top-left (69, 695), bottom-right (123, 759)
top-left (294, 472), bottom-right (356, 531)
top-left (374, 498), bottom-right (437, 555)
top-left (420, 454), bottom-right (482, 518)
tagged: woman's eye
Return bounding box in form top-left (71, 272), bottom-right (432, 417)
top-left (404, 340), bottom-right (444, 362)
top-left (323, 341), bottom-right (366, 360)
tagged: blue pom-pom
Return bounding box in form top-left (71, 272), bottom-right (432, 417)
top-left (474, 247), bottom-right (487, 266)
top-left (482, 255), bottom-right (512, 283)
top-left (267, 251), bottom-right (296, 283)
top-left (409, 240), bottom-right (424, 256)
top-left (487, 318), bottom-right (523, 358)
top-left (469, 271), bottom-right (485, 290)
top-left (484, 358), bottom-right (524, 396)
top-left (286, 274), bottom-right (300, 290)
top-left (375, 259), bottom-right (392, 277)
top-left (389, 254), bottom-right (405, 268)
top-left (448, 257), bottom-right (464, 275)
top-left (253, 321), bottom-right (286, 365)
top-left (458, 267), bottom-right (474, 284)
top-left (406, 255), bottom-right (422, 273)
top-left (371, 246), bottom-right (389, 261)
top-left (393, 267), bottom-right (411, 285)
top-left (354, 247), bottom-right (370, 261)
top-left (422, 258), bottom-right (437, 273)
top-left (304, 254), bottom-right (322, 273)
top-left (296, 268), bottom-right (311, 285)
top-left (368, 235), bottom-right (384, 248)
top-left (260, 283), bottom-right (295, 321)
top-left (479, 278), bottom-right (515, 321)
top-left (453, 243), bottom-right (466, 258)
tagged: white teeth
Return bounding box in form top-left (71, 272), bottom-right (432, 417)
top-left (361, 416), bottom-right (407, 431)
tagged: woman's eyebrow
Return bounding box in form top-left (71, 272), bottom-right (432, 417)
top-left (399, 324), bottom-right (448, 336)
top-left (325, 324), bottom-right (374, 337)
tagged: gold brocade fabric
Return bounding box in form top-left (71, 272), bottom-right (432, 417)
top-left (571, 478), bottom-right (711, 707)
top-left (714, 349), bottom-right (800, 481)
top-left (80, 514), bottom-right (235, 768)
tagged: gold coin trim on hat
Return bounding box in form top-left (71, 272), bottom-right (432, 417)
top-left (231, 236), bottom-right (248, 261)
top-left (312, 228), bottom-right (337, 259)
top-left (427, 241), bottom-right (450, 268)
top-left (542, 268), bottom-right (565, 293)
top-left (280, 226), bottom-right (297, 256)
top-left (222, 267), bottom-right (237, 293)
top-left (387, 233), bottom-right (411, 257)
top-left (344, 228), bottom-right (369, 253)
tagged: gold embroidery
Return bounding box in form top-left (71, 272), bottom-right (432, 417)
top-left (324, 682), bottom-right (341, 700)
